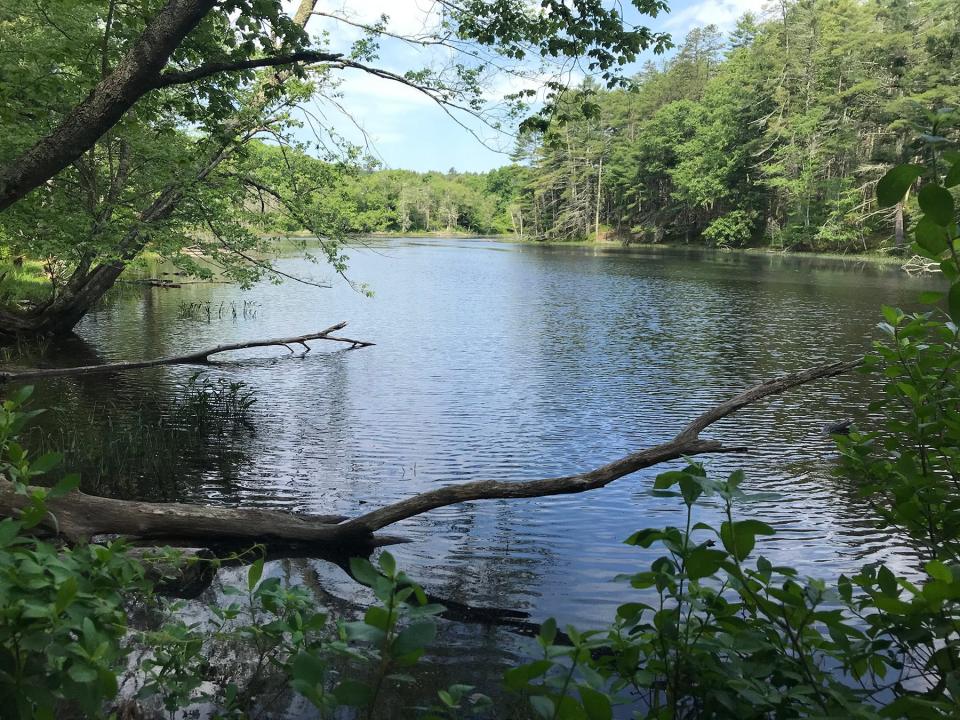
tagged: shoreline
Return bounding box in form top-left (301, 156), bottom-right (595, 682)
top-left (347, 232), bottom-right (910, 267)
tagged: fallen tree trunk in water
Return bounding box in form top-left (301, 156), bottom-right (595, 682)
top-left (0, 322), bottom-right (374, 383)
top-left (0, 358), bottom-right (862, 549)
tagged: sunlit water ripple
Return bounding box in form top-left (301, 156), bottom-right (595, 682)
top-left (19, 239), bottom-right (942, 696)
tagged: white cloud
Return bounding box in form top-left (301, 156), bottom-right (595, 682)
top-left (308, 0), bottom-right (442, 41)
top-left (663, 0), bottom-right (772, 32)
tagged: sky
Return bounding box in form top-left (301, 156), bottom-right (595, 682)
top-left (296, 0), bottom-right (773, 173)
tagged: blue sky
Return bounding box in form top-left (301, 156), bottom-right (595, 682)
top-left (298, 0), bottom-right (770, 172)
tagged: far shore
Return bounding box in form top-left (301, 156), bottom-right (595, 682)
top-left (324, 230), bottom-right (915, 267)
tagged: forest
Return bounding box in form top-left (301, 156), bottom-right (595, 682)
top-left (327, 0), bottom-right (960, 251)
top-left (512, 0), bottom-right (960, 249)
top-left (1, 0), bottom-right (960, 718)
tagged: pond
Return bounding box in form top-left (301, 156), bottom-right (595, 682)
top-left (14, 239), bottom-right (942, 705)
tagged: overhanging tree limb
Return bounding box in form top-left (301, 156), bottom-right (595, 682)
top-left (152, 50), bottom-right (343, 88)
top-left (1, 358), bottom-right (863, 546)
top-left (0, 323), bottom-right (374, 383)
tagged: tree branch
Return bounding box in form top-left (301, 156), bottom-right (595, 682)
top-left (336, 358), bottom-right (865, 535)
top-left (0, 322), bottom-right (374, 383)
top-left (153, 50), bottom-right (343, 88)
top-left (0, 0), bottom-right (219, 212)
top-left (1, 357), bottom-right (863, 549)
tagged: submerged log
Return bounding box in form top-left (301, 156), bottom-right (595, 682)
top-left (0, 358), bottom-right (862, 550)
top-left (0, 482), bottom-right (352, 544)
top-left (0, 322), bottom-right (374, 383)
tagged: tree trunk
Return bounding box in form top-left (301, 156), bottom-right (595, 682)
top-left (0, 0), bottom-right (326, 339)
top-left (0, 0), bottom-right (219, 212)
top-left (894, 201), bottom-right (905, 251)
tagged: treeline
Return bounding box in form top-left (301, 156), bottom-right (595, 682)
top-left (510, 0), bottom-right (960, 251)
top-left (245, 147), bottom-right (528, 236)
top-left (340, 167), bottom-right (528, 236)
top-left (274, 0), bottom-right (960, 251)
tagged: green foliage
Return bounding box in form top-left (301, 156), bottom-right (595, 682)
top-left (515, 0), bottom-right (960, 251)
top-left (0, 0), bottom-right (671, 329)
top-left (0, 388), bottom-right (149, 719)
top-left (493, 143), bottom-right (960, 720)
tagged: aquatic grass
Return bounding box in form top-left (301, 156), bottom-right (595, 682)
top-left (23, 376), bottom-right (258, 500)
top-left (176, 372), bottom-right (258, 429)
top-left (177, 300), bottom-right (260, 322)
top-left (0, 334), bottom-right (53, 365)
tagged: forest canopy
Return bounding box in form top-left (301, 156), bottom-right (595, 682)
top-left (250, 0), bottom-right (960, 251)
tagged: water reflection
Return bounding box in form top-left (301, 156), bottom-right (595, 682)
top-left (16, 240), bottom-right (940, 643)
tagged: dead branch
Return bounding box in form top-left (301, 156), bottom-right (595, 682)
top-left (0, 480), bottom-right (402, 549)
top-left (335, 358), bottom-right (864, 535)
top-left (1, 358), bottom-right (863, 550)
top-left (0, 322), bottom-right (374, 383)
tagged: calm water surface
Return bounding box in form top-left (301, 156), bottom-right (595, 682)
top-left (15, 239), bottom-right (944, 704)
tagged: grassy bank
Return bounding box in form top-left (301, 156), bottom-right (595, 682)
top-left (0, 258), bottom-right (51, 309)
top-left (0, 251), bottom-right (169, 312)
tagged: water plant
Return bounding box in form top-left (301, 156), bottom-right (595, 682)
top-left (177, 300), bottom-right (261, 322)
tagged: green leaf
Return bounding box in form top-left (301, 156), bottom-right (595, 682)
top-left (349, 557), bottom-right (380, 586)
top-left (623, 529), bottom-right (666, 547)
top-left (529, 695), bottom-right (555, 719)
top-left (876, 165), bottom-right (923, 207)
top-left (881, 305), bottom-right (899, 325)
top-left (915, 217), bottom-right (949, 255)
top-left (652, 470), bottom-right (686, 489)
top-left (0, 519), bottom-right (21, 547)
top-left (29, 452), bottom-right (62, 476)
top-left (378, 550), bottom-right (396, 577)
top-left (334, 679), bottom-right (373, 707)
top-left (364, 606), bottom-right (391, 631)
top-left (925, 560), bottom-right (953, 583)
top-left (343, 620), bottom-right (385, 643)
top-left (538, 617), bottom-right (557, 647)
top-left (917, 184), bottom-right (955, 226)
top-left (720, 520), bottom-right (775, 561)
top-left (945, 161), bottom-right (960, 189)
top-left (504, 660), bottom-right (553, 690)
top-left (48, 473), bottom-right (80, 499)
top-left (291, 651), bottom-right (326, 685)
top-left (247, 557), bottom-right (264, 591)
top-left (392, 621), bottom-right (436, 657)
top-left (948, 284), bottom-right (960, 324)
top-left (68, 664), bottom-right (98, 684)
top-left (685, 548), bottom-right (727, 579)
top-left (579, 685), bottom-right (612, 720)
top-left (54, 576), bottom-right (78, 614)
top-left (678, 474), bottom-right (704, 506)
top-left (877, 565), bottom-right (898, 597)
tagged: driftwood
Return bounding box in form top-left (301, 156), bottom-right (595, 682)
top-left (0, 322), bottom-right (374, 383)
top-left (0, 358), bottom-right (862, 549)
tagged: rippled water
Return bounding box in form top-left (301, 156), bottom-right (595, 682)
top-left (12, 239), bottom-right (943, 701)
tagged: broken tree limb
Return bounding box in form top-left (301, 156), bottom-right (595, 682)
top-left (334, 357), bottom-right (865, 535)
top-left (0, 482), bottom-right (350, 543)
top-left (0, 322), bottom-right (374, 383)
top-left (0, 357), bottom-right (864, 550)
